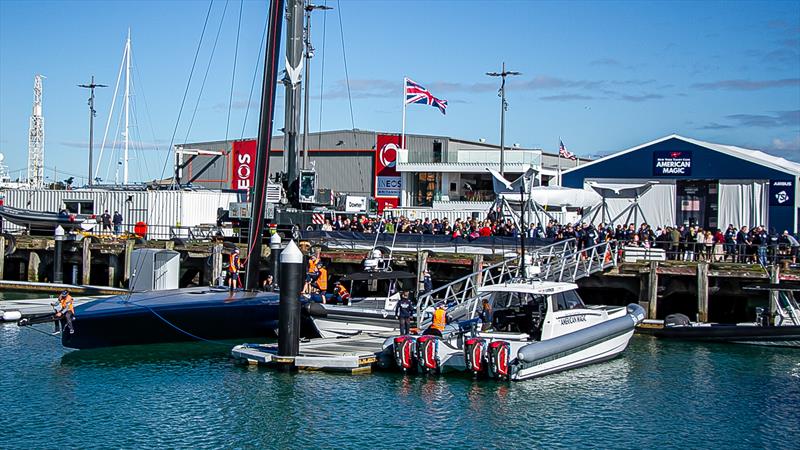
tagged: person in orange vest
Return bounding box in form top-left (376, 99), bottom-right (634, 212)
top-left (54, 289), bottom-right (75, 334)
top-left (315, 263), bottom-right (328, 293)
top-left (330, 281), bottom-right (350, 305)
top-left (228, 248), bottom-right (242, 292)
top-left (425, 303), bottom-right (448, 336)
top-left (307, 253), bottom-right (320, 282)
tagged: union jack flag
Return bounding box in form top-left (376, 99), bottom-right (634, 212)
top-left (404, 78), bottom-right (448, 115)
top-left (559, 140), bottom-right (577, 160)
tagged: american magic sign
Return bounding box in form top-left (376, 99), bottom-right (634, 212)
top-left (653, 151), bottom-right (692, 176)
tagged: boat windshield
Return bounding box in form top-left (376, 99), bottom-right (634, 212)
top-left (553, 290), bottom-right (585, 311)
top-left (492, 291), bottom-right (547, 310)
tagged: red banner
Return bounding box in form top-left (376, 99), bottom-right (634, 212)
top-left (231, 140), bottom-right (256, 191)
top-left (375, 134), bottom-right (401, 212)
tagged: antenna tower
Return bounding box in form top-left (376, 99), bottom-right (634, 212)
top-left (27, 74), bottom-right (45, 188)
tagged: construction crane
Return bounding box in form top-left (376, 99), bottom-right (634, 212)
top-left (27, 74), bottom-right (45, 188)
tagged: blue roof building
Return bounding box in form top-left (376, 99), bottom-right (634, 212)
top-left (562, 135), bottom-right (799, 232)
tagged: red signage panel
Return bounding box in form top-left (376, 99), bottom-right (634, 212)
top-left (231, 140), bottom-right (257, 192)
top-left (375, 134), bottom-right (401, 212)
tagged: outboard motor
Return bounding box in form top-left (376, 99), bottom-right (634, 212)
top-left (664, 313), bottom-right (690, 327)
top-left (393, 336), bottom-right (417, 371)
top-left (416, 335), bottom-right (440, 374)
top-left (488, 341), bottom-right (511, 380)
top-left (464, 337), bottom-right (487, 376)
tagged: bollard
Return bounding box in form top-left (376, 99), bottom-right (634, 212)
top-left (53, 225), bottom-right (65, 284)
top-left (270, 232), bottom-right (282, 289)
top-left (278, 240), bottom-right (303, 357)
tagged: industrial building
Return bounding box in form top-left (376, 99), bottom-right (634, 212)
top-left (177, 129), bottom-right (583, 214)
top-left (561, 135), bottom-right (800, 232)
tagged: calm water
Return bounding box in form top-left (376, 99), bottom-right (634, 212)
top-left (1, 324), bottom-right (798, 449)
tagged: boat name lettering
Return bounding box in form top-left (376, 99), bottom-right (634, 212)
top-left (559, 315), bottom-right (586, 325)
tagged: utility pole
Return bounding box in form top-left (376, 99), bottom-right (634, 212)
top-left (79, 76), bottom-right (107, 186)
top-left (486, 62), bottom-right (520, 177)
top-left (27, 74), bottom-right (45, 188)
top-left (301, 2), bottom-right (333, 170)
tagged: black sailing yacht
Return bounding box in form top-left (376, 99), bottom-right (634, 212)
top-left (19, 0), bottom-right (290, 350)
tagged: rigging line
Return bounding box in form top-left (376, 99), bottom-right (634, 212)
top-left (241, 10), bottom-right (269, 140)
top-left (158, 0), bottom-right (215, 183)
top-left (106, 97), bottom-right (126, 183)
top-left (336, 0), bottom-right (356, 137)
top-left (316, 0), bottom-right (328, 149)
top-left (336, 0), bottom-right (364, 189)
top-left (225, 0), bottom-right (243, 143)
top-left (131, 46), bottom-right (163, 180)
top-left (96, 38), bottom-right (128, 177)
top-left (182, 0), bottom-right (230, 147)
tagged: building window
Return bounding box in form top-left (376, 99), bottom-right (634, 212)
top-left (413, 172), bottom-right (439, 207)
top-left (433, 141), bottom-right (442, 163)
top-left (64, 200), bottom-right (94, 215)
top-left (676, 180), bottom-right (718, 229)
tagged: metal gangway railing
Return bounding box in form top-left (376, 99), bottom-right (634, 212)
top-left (415, 238), bottom-right (620, 328)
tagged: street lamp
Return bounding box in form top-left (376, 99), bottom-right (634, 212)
top-left (486, 62), bottom-right (521, 177)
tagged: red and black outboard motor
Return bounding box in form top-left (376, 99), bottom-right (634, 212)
top-left (464, 337), bottom-right (487, 377)
top-left (488, 341), bottom-right (511, 380)
top-left (393, 335), bottom-right (417, 372)
top-left (416, 335), bottom-right (440, 374)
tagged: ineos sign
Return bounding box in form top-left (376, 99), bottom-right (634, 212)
top-left (232, 140), bottom-right (257, 191)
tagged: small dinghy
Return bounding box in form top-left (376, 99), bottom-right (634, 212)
top-left (0, 205), bottom-right (97, 231)
top-left (386, 281), bottom-right (644, 381)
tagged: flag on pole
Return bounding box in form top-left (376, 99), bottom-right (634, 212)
top-left (404, 78), bottom-right (448, 115)
top-left (559, 140), bottom-right (577, 160)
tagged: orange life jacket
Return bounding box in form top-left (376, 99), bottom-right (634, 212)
top-left (335, 284), bottom-right (349, 299)
top-left (229, 253), bottom-right (240, 272)
top-left (59, 294), bottom-right (74, 314)
top-left (307, 256), bottom-right (319, 274)
top-left (432, 308), bottom-right (446, 331)
top-left (317, 267), bottom-right (328, 291)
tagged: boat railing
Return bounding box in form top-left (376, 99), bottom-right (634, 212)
top-left (539, 239), bottom-right (619, 283)
top-left (415, 239), bottom-right (579, 328)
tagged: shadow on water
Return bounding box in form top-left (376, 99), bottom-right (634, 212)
top-left (59, 337), bottom-right (274, 368)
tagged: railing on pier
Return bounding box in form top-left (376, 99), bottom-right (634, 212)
top-left (415, 238), bottom-right (620, 329)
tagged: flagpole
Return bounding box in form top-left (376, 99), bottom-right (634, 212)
top-left (401, 77), bottom-right (407, 149)
top-left (558, 138), bottom-right (562, 186)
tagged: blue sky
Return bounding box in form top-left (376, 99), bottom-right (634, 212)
top-left (1, 0), bottom-right (798, 184)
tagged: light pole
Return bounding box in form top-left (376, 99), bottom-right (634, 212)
top-left (302, 2), bottom-right (333, 170)
top-left (78, 76), bottom-right (107, 186)
top-left (53, 225), bottom-right (65, 284)
top-left (486, 62), bottom-right (520, 177)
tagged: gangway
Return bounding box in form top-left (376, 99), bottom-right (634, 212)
top-left (415, 238), bottom-right (619, 328)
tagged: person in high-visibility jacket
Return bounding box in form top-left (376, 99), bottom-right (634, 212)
top-left (431, 303), bottom-right (448, 334)
top-left (330, 282), bottom-right (350, 305)
top-left (307, 254), bottom-right (320, 282)
top-left (228, 248), bottom-right (242, 291)
top-left (316, 264), bottom-right (328, 292)
top-left (55, 290), bottom-right (75, 334)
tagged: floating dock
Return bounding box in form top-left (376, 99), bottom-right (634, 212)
top-left (231, 334), bottom-right (390, 374)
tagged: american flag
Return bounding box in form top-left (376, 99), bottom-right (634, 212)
top-left (559, 140), bottom-right (577, 160)
top-left (405, 78), bottom-right (448, 115)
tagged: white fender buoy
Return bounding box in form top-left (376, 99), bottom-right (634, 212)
top-left (3, 310), bottom-right (22, 322)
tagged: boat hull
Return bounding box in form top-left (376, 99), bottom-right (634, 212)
top-left (310, 304), bottom-right (399, 338)
top-left (636, 324), bottom-right (800, 348)
top-left (62, 288), bottom-right (281, 349)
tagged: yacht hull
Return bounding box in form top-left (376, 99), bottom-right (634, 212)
top-left (636, 323), bottom-right (800, 348)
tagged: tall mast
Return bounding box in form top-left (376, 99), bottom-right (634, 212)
top-left (27, 74), bottom-right (45, 188)
top-left (123, 29), bottom-right (131, 185)
top-left (302, 2), bottom-right (333, 170)
top-left (283, 0), bottom-right (303, 199)
top-left (244, 0), bottom-right (286, 290)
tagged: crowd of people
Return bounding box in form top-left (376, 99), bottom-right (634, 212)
top-left (315, 213), bottom-right (800, 265)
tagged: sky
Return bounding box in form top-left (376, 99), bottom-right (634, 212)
top-left (0, 0), bottom-right (798, 185)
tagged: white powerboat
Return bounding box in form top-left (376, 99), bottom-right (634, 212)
top-left (387, 280), bottom-right (645, 381)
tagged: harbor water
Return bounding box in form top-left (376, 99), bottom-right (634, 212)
top-left (1, 323), bottom-right (798, 449)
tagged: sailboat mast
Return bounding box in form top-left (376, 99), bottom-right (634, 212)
top-left (244, 0), bottom-right (286, 290)
top-left (123, 29), bottom-right (131, 185)
top-left (283, 0), bottom-right (303, 200)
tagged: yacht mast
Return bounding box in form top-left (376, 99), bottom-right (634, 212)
top-left (123, 29), bottom-right (131, 185)
top-left (283, 0), bottom-right (303, 199)
top-left (244, 0), bottom-right (286, 290)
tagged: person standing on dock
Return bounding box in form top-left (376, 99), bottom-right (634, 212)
top-left (55, 290), bottom-right (75, 334)
top-left (228, 249), bottom-right (242, 291)
top-left (113, 211), bottom-right (123, 236)
top-left (101, 210), bottom-right (112, 234)
top-left (395, 291), bottom-right (414, 335)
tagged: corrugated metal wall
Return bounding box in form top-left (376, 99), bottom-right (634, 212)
top-left (2, 189), bottom-right (236, 239)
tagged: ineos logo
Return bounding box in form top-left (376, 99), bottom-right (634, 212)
top-left (379, 143), bottom-right (398, 169)
top-left (236, 153), bottom-right (252, 190)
